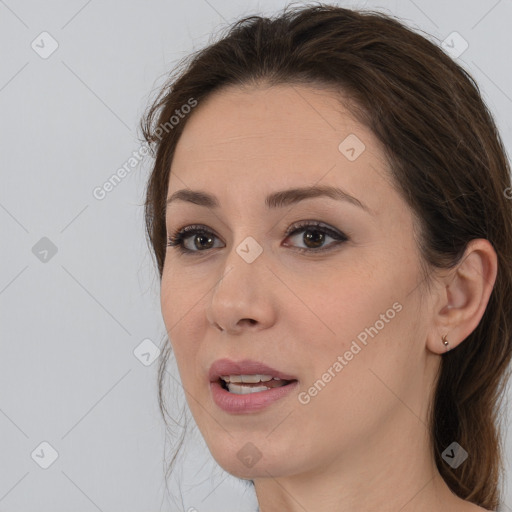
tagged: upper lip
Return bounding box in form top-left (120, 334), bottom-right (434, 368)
top-left (209, 358), bottom-right (298, 382)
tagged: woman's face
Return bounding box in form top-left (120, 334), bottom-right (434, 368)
top-left (161, 84), bottom-right (440, 480)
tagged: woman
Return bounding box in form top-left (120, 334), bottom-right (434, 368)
top-left (140, 4), bottom-right (512, 511)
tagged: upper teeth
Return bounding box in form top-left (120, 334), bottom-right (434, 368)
top-left (220, 374), bottom-right (281, 383)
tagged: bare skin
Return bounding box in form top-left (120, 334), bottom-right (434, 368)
top-left (160, 83), bottom-right (497, 512)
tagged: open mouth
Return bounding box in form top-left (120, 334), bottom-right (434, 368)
top-left (218, 375), bottom-right (297, 395)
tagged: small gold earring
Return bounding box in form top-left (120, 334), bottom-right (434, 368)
top-left (442, 334), bottom-right (449, 352)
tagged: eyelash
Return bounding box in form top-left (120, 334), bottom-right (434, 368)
top-left (166, 221), bottom-right (348, 256)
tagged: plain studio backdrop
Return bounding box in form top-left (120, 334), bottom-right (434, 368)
top-left (1, 0), bottom-right (511, 511)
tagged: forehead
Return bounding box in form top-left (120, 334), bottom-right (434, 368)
top-left (174, 84), bottom-right (362, 162)
top-left (168, 84), bottom-right (397, 217)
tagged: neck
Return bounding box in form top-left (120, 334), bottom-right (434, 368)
top-left (252, 406), bottom-right (462, 512)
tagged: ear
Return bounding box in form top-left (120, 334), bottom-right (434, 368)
top-left (426, 239), bottom-right (498, 355)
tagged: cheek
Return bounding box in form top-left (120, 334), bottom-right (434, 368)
top-left (288, 261), bottom-right (390, 343)
top-left (160, 274), bottom-right (204, 379)
top-left (160, 276), bottom-right (179, 338)
top-left (291, 256), bottom-right (415, 396)
top-left (302, 272), bottom-right (422, 408)
top-left (292, 306), bottom-right (413, 453)
top-left (160, 267), bottom-right (203, 328)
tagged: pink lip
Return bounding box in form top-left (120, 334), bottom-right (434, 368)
top-left (210, 380), bottom-right (299, 413)
top-left (208, 358), bottom-right (298, 382)
top-left (208, 358), bottom-right (299, 414)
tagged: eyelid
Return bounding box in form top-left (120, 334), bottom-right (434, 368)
top-left (284, 220), bottom-right (345, 239)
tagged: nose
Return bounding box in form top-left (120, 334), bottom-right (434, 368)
top-left (206, 248), bottom-right (277, 335)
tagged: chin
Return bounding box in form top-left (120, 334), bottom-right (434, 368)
top-left (207, 442), bottom-right (298, 480)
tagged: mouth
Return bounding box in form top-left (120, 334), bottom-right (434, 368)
top-left (218, 374), bottom-right (297, 395)
top-left (208, 359), bottom-right (299, 412)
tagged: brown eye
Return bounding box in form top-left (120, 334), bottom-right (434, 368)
top-left (167, 225), bottom-right (223, 254)
top-left (283, 221), bottom-right (348, 253)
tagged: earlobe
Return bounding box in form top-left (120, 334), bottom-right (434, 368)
top-left (427, 239), bottom-right (497, 355)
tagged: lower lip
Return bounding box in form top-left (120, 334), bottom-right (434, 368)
top-left (210, 380), bottom-right (299, 413)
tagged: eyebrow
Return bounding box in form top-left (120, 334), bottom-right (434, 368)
top-left (165, 185), bottom-right (371, 213)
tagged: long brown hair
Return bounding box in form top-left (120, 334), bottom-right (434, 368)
top-left (140, 3), bottom-right (512, 509)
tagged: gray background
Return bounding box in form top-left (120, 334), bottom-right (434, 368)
top-left (1, 0), bottom-right (511, 511)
